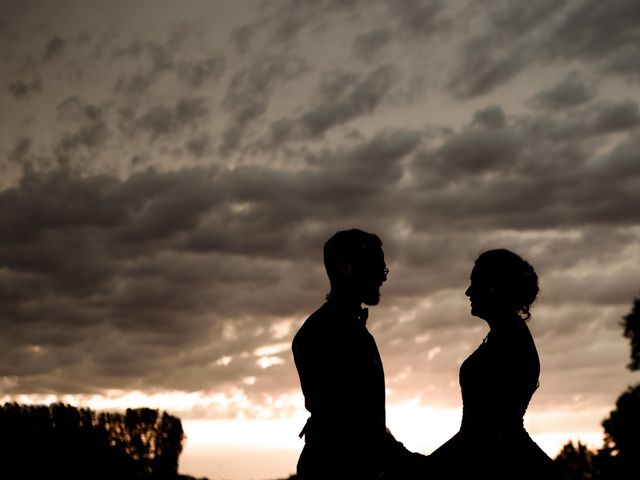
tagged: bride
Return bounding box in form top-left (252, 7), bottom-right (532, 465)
top-left (426, 249), bottom-right (568, 479)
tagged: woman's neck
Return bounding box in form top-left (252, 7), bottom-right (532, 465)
top-left (485, 311), bottom-right (525, 333)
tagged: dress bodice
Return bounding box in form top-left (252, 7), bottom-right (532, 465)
top-left (459, 324), bottom-right (540, 434)
top-left (428, 319), bottom-right (569, 479)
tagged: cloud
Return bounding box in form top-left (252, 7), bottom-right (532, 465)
top-left (351, 29), bottom-right (392, 63)
top-left (416, 105), bottom-right (521, 177)
top-left (410, 102), bottom-right (640, 230)
top-left (461, 0), bottom-right (640, 86)
top-left (113, 37), bottom-right (225, 95)
top-left (2, 0), bottom-right (639, 426)
top-left (128, 96), bottom-right (210, 140)
top-left (0, 166), bottom-right (256, 394)
top-left (7, 137), bottom-right (32, 165)
top-left (220, 54), bottom-right (308, 153)
top-left (42, 35), bottom-right (66, 62)
top-left (442, 1), bottom-right (568, 98)
top-left (53, 97), bottom-right (111, 165)
top-left (114, 71), bottom-right (158, 96)
top-left (531, 71), bottom-right (596, 110)
top-left (177, 54), bottom-right (226, 88)
top-left (268, 64), bottom-right (400, 144)
top-left (111, 39), bottom-right (173, 95)
top-left (8, 77), bottom-right (42, 98)
top-left (590, 100), bottom-right (640, 134)
top-left (185, 133), bottom-right (212, 159)
top-left (0, 124), bottom-right (427, 395)
top-left (385, 0), bottom-right (445, 37)
top-left (3, 104), bottom-right (635, 396)
top-left (448, 43), bottom-right (528, 99)
top-left (229, 24), bottom-right (255, 54)
top-left (544, 0), bottom-right (640, 71)
top-left (442, 1), bottom-right (640, 98)
top-left (266, 0), bottom-right (363, 44)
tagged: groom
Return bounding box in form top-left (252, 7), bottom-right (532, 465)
top-left (292, 229), bottom-right (423, 479)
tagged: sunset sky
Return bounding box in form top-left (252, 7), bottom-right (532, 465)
top-left (1, 1), bottom-right (640, 479)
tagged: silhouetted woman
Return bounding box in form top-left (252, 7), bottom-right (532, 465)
top-left (427, 249), bottom-right (568, 479)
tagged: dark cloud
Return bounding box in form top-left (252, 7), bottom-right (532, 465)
top-left (468, 0), bottom-right (640, 91)
top-left (443, 1), bottom-right (640, 98)
top-left (472, 104), bottom-right (507, 129)
top-left (352, 29), bottom-right (392, 63)
top-left (0, 166), bottom-right (236, 393)
top-left (443, 1), bottom-right (568, 98)
top-left (229, 24), bottom-right (255, 54)
top-left (185, 134), bottom-right (212, 159)
top-left (4, 108), bottom-right (635, 391)
top-left (385, 0), bottom-right (445, 37)
top-left (486, 0), bottom-right (568, 37)
top-left (177, 54), bottom-right (226, 88)
top-left (410, 103), bottom-right (640, 230)
top-left (53, 97), bottom-right (111, 165)
top-left (114, 71), bottom-right (158, 96)
top-left (545, 0), bottom-right (640, 70)
top-left (417, 106), bottom-right (520, 177)
top-left (112, 34), bottom-right (225, 95)
top-left (531, 71), bottom-right (596, 110)
top-left (590, 100), bottom-right (640, 134)
top-left (268, 64), bottom-right (400, 144)
top-left (267, 0), bottom-right (361, 44)
top-left (8, 77), bottom-right (42, 98)
top-left (448, 43), bottom-right (528, 99)
top-left (517, 99), bottom-right (640, 144)
top-left (220, 55), bottom-right (308, 153)
top-left (129, 96), bottom-right (210, 140)
top-left (7, 136), bottom-right (32, 164)
top-left (2, 0), bottom-right (638, 432)
top-left (0, 123), bottom-right (429, 395)
top-left (42, 35), bottom-right (66, 62)
top-left (0, 16), bottom-right (19, 41)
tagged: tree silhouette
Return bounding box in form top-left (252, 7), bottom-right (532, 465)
top-left (600, 384), bottom-right (640, 479)
top-left (555, 295), bottom-right (640, 479)
top-left (0, 402), bottom-right (185, 480)
top-left (622, 296), bottom-right (640, 371)
top-left (554, 441), bottom-right (595, 480)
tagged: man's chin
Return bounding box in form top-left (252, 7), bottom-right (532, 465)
top-left (363, 292), bottom-right (381, 306)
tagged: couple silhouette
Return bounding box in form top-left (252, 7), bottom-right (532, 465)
top-left (292, 229), bottom-right (569, 479)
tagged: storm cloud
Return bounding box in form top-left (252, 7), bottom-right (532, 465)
top-left (0, 0), bottom-right (638, 441)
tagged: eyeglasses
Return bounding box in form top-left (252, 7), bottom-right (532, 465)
top-left (360, 260), bottom-right (389, 277)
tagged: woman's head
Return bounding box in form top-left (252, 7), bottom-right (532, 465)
top-left (465, 249), bottom-right (539, 320)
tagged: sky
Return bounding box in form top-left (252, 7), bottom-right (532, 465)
top-left (1, 0), bottom-right (640, 478)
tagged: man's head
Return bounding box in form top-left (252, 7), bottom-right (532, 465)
top-left (323, 229), bottom-right (388, 305)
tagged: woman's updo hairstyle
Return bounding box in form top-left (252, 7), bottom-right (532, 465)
top-left (475, 249), bottom-right (539, 320)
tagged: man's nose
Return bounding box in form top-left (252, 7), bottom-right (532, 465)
top-left (465, 286), bottom-right (471, 297)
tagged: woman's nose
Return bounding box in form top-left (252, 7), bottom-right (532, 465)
top-left (465, 286), bottom-right (471, 297)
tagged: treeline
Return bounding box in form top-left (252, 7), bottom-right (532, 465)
top-left (0, 402), bottom-right (199, 480)
top-left (554, 296), bottom-right (640, 480)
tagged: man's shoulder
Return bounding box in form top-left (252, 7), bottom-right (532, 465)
top-left (292, 302), bottom-right (332, 348)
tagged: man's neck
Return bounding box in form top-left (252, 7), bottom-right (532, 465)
top-left (326, 291), bottom-right (363, 312)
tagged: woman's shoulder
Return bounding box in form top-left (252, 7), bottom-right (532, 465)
top-left (489, 322), bottom-right (540, 370)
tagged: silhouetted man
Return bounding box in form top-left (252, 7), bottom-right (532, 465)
top-left (292, 229), bottom-right (421, 479)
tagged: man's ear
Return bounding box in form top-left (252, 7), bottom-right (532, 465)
top-left (337, 256), bottom-right (353, 275)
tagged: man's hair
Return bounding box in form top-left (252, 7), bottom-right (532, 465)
top-left (323, 229), bottom-right (382, 285)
